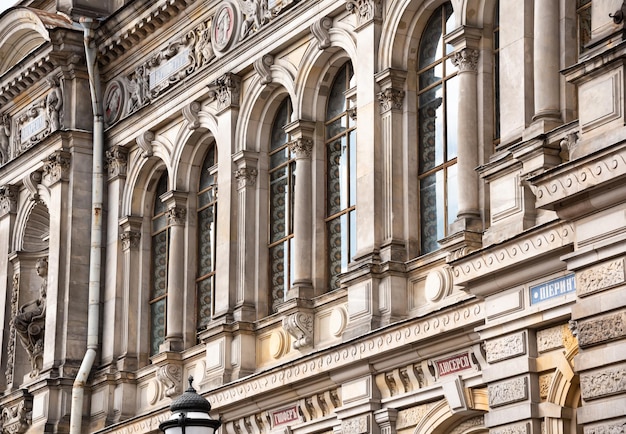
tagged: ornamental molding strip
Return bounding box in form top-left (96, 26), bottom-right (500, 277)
top-left (452, 222), bottom-right (574, 284)
top-left (208, 300), bottom-right (482, 408)
top-left (530, 146), bottom-right (626, 209)
top-left (282, 312), bottom-right (314, 350)
top-left (0, 55), bottom-right (56, 107)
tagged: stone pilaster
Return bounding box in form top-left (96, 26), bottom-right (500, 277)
top-left (116, 216), bottom-right (142, 369)
top-left (159, 191), bottom-right (187, 352)
top-left (284, 120), bottom-right (315, 300)
top-left (374, 408), bottom-right (398, 434)
top-left (233, 151), bottom-right (258, 322)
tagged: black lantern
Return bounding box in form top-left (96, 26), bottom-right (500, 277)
top-left (159, 376), bottom-right (222, 434)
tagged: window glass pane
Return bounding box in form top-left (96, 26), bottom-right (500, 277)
top-left (197, 205), bottom-right (215, 276)
top-left (444, 2), bottom-right (455, 51)
top-left (326, 117), bottom-right (344, 140)
top-left (326, 65), bottom-right (347, 119)
top-left (420, 173), bottom-right (439, 254)
top-left (349, 210), bottom-right (357, 262)
top-left (577, 1), bottom-right (591, 55)
top-left (270, 167), bottom-right (288, 243)
top-left (445, 74), bottom-right (459, 160)
top-left (327, 139), bottom-right (343, 216)
top-left (419, 7), bottom-right (443, 69)
top-left (153, 175), bottom-right (168, 215)
top-left (271, 100), bottom-right (290, 151)
top-left (151, 230), bottom-right (168, 299)
top-left (197, 278), bottom-right (212, 330)
top-left (418, 84), bottom-right (443, 173)
top-left (150, 299), bottom-right (166, 356)
top-left (199, 147), bottom-right (216, 191)
top-left (419, 65), bottom-right (443, 90)
top-left (327, 217), bottom-right (343, 291)
top-left (447, 164), bottom-right (458, 226)
top-left (270, 243), bottom-right (286, 313)
top-left (349, 130), bottom-right (357, 207)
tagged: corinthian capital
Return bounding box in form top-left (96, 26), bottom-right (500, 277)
top-left (346, 0), bottom-right (382, 27)
top-left (288, 138), bottom-right (313, 159)
top-left (208, 73), bottom-right (241, 111)
top-left (0, 184), bottom-right (18, 217)
top-left (452, 48), bottom-right (479, 72)
top-left (378, 88), bottom-right (405, 113)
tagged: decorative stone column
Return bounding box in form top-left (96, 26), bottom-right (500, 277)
top-left (375, 68), bottom-right (407, 263)
top-left (450, 48), bottom-right (481, 230)
top-left (233, 151), bottom-right (258, 322)
top-left (284, 120), bottom-right (315, 300)
top-left (117, 215), bottom-right (141, 369)
top-left (0, 185), bottom-right (18, 391)
top-left (160, 191), bottom-right (187, 352)
top-left (531, 0), bottom-right (561, 126)
top-left (374, 408), bottom-right (398, 434)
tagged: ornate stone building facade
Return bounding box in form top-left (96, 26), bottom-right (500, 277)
top-left (0, 0), bottom-right (624, 433)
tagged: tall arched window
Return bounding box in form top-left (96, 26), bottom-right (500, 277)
top-left (150, 174), bottom-right (169, 356)
top-left (326, 62), bottom-right (356, 291)
top-left (269, 99), bottom-right (295, 313)
top-left (197, 147), bottom-right (217, 329)
top-left (418, 2), bottom-right (457, 254)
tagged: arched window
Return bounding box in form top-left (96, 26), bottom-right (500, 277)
top-left (326, 62), bottom-right (356, 291)
top-left (150, 174), bottom-right (169, 356)
top-left (269, 99), bottom-right (295, 313)
top-left (197, 147), bottom-right (217, 329)
top-left (417, 2), bottom-right (457, 254)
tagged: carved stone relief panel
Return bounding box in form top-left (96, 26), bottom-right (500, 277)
top-left (341, 415), bottom-right (369, 434)
top-left (582, 418), bottom-right (626, 434)
top-left (396, 401), bottom-right (439, 430)
top-left (0, 396), bottom-right (32, 434)
top-left (485, 332), bottom-right (526, 363)
top-left (491, 423), bottom-right (530, 434)
top-left (580, 364), bottom-right (626, 400)
top-left (576, 311), bottom-right (626, 348)
top-left (577, 258), bottom-right (625, 297)
top-left (537, 324), bottom-right (577, 353)
top-left (539, 372), bottom-right (554, 400)
top-left (488, 377), bottom-right (528, 408)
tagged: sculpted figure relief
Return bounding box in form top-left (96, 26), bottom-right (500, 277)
top-left (0, 113), bottom-right (10, 165)
top-left (13, 257), bottom-right (48, 376)
top-left (46, 78), bottom-right (63, 132)
top-left (239, 0), bottom-right (271, 38)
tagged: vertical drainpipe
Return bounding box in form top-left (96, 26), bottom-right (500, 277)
top-left (69, 17), bottom-right (103, 434)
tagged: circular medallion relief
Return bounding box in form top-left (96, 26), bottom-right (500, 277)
top-left (103, 80), bottom-right (124, 127)
top-left (211, 2), bottom-right (239, 54)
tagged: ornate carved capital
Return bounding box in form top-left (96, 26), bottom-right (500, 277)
top-left (208, 73), bottom-right (241, 111)
top-left (311, 16), bottom-right (332, 50)
top-left (346, 0), bottom-right (382, 27)
top-left (235, 167), bottom-right (258, 190)
top-left (166, 206), bottom-right (187, 226)
top-left (42, 150), bottom-right (71, 185)
top-left (288, 138), bottom-right (313, 159)
top-left (378, 88), bottom-right (405, 113)
top-left (105, 145), bottom-right (129, 179)
top-left (282, 312), bottom-right (314, 350)
top-left (0, 397), bottom-right (32, 434)
top-left (0, 185), bottom-right (18, 217)
top-left (451, 48), bottom-right (479, 72)
top-left (120, 230), bottom-right (141, 251)
top-left (253, 54), bottom-right (274, 85)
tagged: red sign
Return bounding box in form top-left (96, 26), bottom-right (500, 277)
top-left (271, 405), bottom-right (300, 427)
top-left (436, 353), bottom-right (472, 376)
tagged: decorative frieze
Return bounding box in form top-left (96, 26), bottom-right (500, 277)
top-left (208, 73), bottom-right (241, 111)
top-left (311, 16), bottom-right (332, 50)
top-left (581, 364), bottom-right (626, 400)
top-left (42, 150), bottom-right (71, 185)
top-left (105, 145), bottom-right (128, 179)
top-left (488, 377), bottom-right (528, 408)
top-left (282, 312), bottom-right (314, 350)
top-left (537, 324), bottom-right (577, 353)
top-left (342, 415), bottom-right (369, 434)
top-left (0, 185), bottom-right (18, 217)
top-left (288, 138), bottom-right (313, 159)
top-left (451, 49), bottom-right (480, 73)
top-left (378, 88), bottom-right (405, 113)
top-left (156, 364), bottom-right (182, 398)
top-left (577, 259), bottom-right (625, 297)
top-left (485, 332), bottom-right (526, 363)
top-left (576, 311), bottom-right (626, 348)
top-left (346, 0), bottom-right (383, 27)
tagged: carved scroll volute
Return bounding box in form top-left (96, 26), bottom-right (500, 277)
top-left (183, 101), bottom-right (202, 131)
top-left (282, 312), bottom-right (314, 350)
top-left (311, 16), bottom-right (332, 50)
top-left (136, 130), bottom-right (155, 158)
top-left (253, 54), bottom-right (274, 85)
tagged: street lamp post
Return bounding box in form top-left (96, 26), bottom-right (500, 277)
top-left (159, 376), bottom-right (222, 434)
